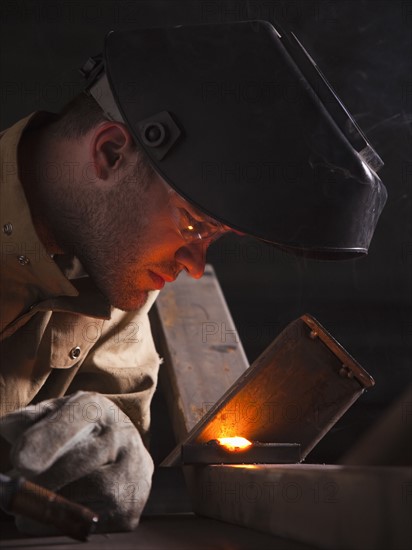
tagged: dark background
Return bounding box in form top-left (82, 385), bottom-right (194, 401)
top-left (1, 0), bottom-right (411, 463)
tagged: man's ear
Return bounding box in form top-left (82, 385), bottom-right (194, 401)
top-left (92, 122), bottom-right (134, 180)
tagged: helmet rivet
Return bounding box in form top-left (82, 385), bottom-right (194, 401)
top-left (142, 122), bottom-right (166, 147)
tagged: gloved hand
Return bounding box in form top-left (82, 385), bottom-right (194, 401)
top-left (0, 391), bottom-right (154, 534)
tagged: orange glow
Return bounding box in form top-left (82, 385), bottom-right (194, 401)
top-left (216, 437), bottom-right (252, 452)
top-left (231, 464), bottom-right (259, 469)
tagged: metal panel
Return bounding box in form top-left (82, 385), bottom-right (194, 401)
top-left (162, 314), bottom-right (374, 465)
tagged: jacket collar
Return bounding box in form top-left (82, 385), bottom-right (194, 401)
top-left (0, 112), bottom-right (111, 337)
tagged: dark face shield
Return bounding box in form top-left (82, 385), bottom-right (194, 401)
top-left (81, 21), bottom-right (387, 260)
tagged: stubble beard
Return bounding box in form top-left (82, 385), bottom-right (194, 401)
top-left (45, 165), bottom-right (152, 311)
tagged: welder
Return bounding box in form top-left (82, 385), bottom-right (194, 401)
top-left (0, 21), bottom-right (386, 534)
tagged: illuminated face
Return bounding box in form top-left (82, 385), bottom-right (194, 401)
top-left (21, 116), bottom-right (233, 311)
top-left (67, 168), bottom-right (230, 311)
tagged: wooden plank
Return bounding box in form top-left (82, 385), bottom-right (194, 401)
top-left (185, 464), bottom-right (412, 550)
top-left (150, 264), bottom-right (249, 442)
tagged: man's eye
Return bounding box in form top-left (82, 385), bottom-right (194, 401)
top-left (180, 209), bottom-right (200, 234)
top-left (177, 207), bottom-right (221, 242)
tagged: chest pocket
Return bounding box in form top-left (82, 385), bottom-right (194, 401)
top-left (46, 311), bottom-right (105, 368)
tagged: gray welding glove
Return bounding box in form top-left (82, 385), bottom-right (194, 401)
top-left (0, 390), bottom-right (154, 534)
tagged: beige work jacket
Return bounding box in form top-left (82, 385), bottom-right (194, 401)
top-left (0, 113), bottom-right (161, 460)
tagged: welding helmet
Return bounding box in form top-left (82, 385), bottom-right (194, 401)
top-left (80, 20), bottom-right (387, 259)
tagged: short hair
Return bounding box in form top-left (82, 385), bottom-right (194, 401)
top-left (50, 91), bottom-right (156, 184)
top-left (49, 92), bottom-right (108, 140)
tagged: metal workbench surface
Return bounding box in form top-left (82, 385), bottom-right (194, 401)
top-left (0, 514), bottom-right (316, 550)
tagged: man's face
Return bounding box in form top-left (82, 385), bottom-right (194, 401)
top-left (51, 157), bottom-right (222, 311)
top-left (31, 120), bottom-right (230, 311)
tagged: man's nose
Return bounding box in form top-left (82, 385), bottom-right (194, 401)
top-left (175, 242), bottom-right (207, 279)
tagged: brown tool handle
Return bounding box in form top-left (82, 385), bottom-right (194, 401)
top-left (10, 479), bottom-right (99, 541)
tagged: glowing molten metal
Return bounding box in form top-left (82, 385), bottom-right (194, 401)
top-left (216, 437), bottom-right (252, 451)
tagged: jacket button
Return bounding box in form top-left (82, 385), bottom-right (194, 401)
top-left (69, 346), bottom-right (81, 360)
top-left (3, 222), bottom-right (13, 236)
top-left (18, 255), bottom-right (30, 265)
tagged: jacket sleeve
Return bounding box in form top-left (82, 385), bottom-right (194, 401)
top-left (66, 290), bottom-right (162, 444)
